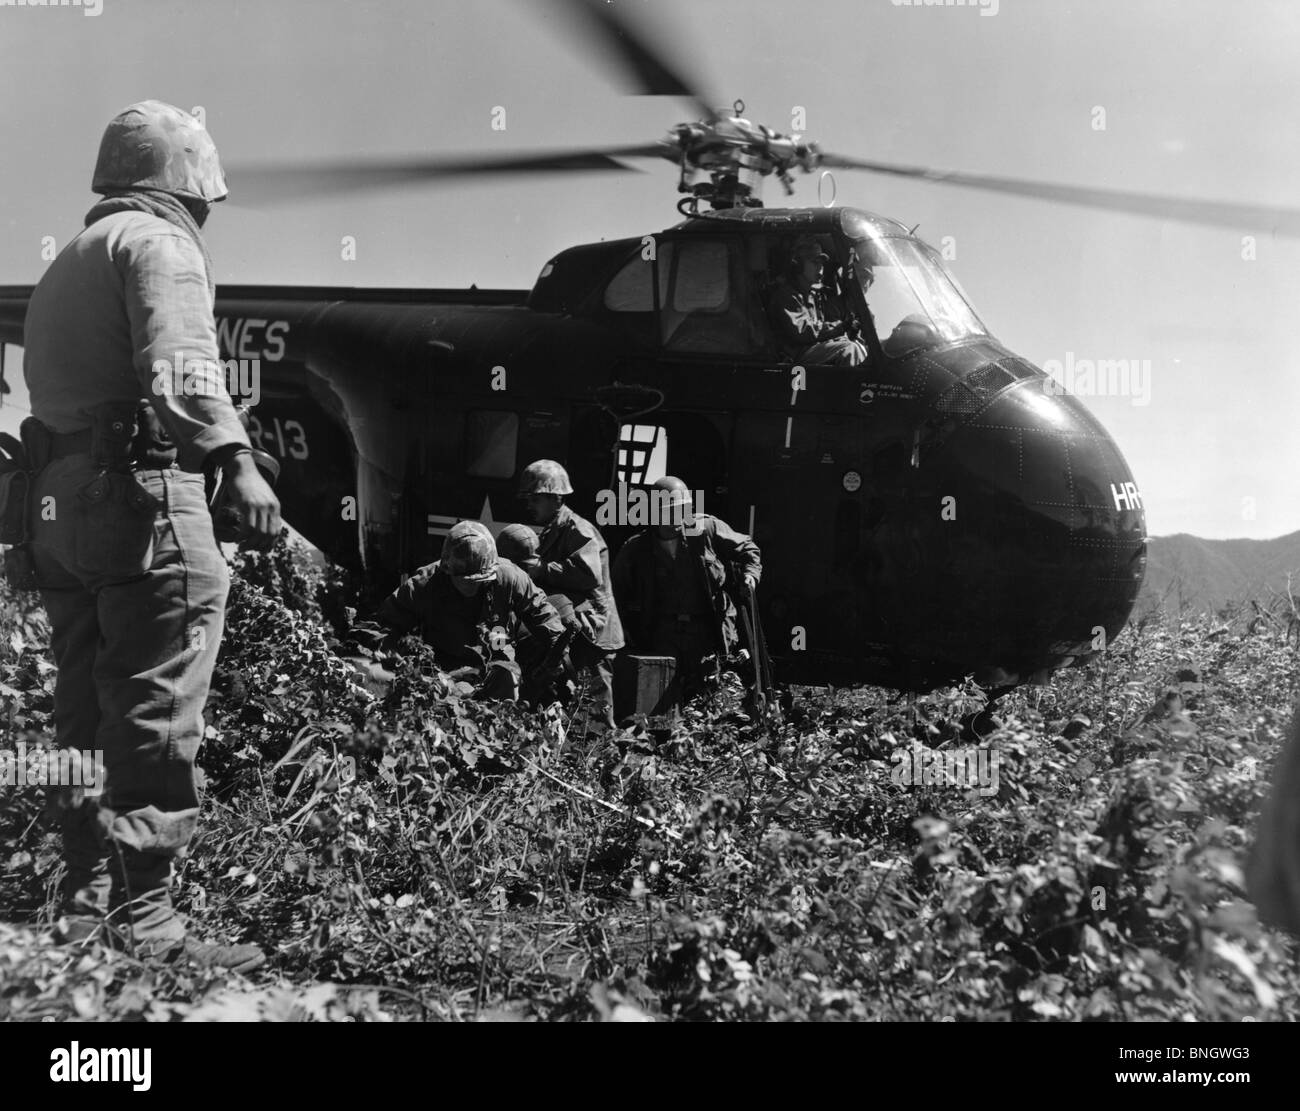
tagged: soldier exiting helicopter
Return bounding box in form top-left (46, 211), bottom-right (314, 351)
top-left (512, 460), bottom-right (623, 730)
top-left (767, 235), bottom-right (869, 367)
top-left (612, 475), bottom-right (762, 701)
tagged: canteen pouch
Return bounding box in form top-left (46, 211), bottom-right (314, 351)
top-left (0, 468), bottom-right (28, 546)
top-left (2, 543), bottom-right (39, 593)
top-left (73, 470), bottom-right (160, 580)
top-left (19, 416), bottom-right (52, 475)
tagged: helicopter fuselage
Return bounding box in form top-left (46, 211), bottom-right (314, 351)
top-left (0, 204), bottom-right (1147, 690)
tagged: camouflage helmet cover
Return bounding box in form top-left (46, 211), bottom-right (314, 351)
top-left (440, 520), bottom-right (498, 581)
top-left (497, 522), bottom-right (540, 563)
top-left (518, 459), bottom-right (573, 497)
top-left (92, 100), bottom-right (228, 203)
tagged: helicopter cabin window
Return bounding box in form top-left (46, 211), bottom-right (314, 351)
top-left (601, 251), bottom-right (665, 347)
top-left (658, 239), bottom-right (762, 356)
top-left (604, 254), bottom-right (658, 312)
top-left (464, 410), bottom-right (519, 478)
top-left (616, 423), bottom-right (667, 486)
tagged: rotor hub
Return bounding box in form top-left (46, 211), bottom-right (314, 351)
top-left (664, 107), bottom-right (822, 211)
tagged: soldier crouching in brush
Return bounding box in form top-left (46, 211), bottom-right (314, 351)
top-left (497, 518), bottom-right (615, 725)
top-left (379, 520), bottom-right (565, 702)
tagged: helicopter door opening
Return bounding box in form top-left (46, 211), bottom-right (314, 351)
top-left (570, 410), bottom-right (729, 556)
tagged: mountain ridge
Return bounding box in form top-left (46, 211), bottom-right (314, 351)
top-left (1139, 529), bottom-right (1300, 616)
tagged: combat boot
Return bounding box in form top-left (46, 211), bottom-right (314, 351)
top-left (170, 936), bottom-right (266, 973)
top-left (109, 847), bottom-right (266, 972)
top-left (59, 802), bottom-right (113, 916)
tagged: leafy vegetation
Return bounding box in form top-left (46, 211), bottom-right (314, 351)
top-left (2, 538), bottom-right (1298, 1021)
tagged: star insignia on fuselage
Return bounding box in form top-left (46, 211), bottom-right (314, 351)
top-left (427, 495), bottom-right (509, 539)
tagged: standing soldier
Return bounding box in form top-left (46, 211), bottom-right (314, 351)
top-left (22, 102), bottom-right (281, 970)
top-left (515, 460), bottom-right (623, 730)
top-left (379, 520), bottom-right (565, 701)
top-left (612, 475), bottom-right (761, 700)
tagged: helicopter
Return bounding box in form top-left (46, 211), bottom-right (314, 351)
top-left (2, 0), bottom-right (1296, 693)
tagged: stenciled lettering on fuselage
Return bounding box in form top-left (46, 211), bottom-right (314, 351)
top-left (858, 381), bottom-right (918, 405)
top-left (215, 317), bottom-right (289, 362)
top-left (1110, 482), bottom-right (1143, 511)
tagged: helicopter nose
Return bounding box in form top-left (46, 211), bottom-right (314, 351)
top-left (918, 373), bottom-right (1147, 682)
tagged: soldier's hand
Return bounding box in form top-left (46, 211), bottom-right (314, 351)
top-left (223, 454), bottom-right (282, 550)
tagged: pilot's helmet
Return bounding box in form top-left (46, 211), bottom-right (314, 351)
top-left (791, 236), bottom-right (829, 266)
top-left (441, 520), bottom-right (499, 581)
top-left (92, 100), bottom-right (228, 203)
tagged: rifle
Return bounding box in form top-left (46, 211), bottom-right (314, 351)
top-left (736, 586), bottom-right (774, 712)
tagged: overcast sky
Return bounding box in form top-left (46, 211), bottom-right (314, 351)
top-left (1, 0), bottom-right (1297, 540)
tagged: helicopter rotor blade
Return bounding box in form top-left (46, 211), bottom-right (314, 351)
top-left (225, 144), bottom-right (669, 204)
top-left (816, 154), bottom-right (1300, 235)
top-left (547, 0), bottom-right (718, 121)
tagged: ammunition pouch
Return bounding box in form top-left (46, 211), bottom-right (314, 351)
top-left (0, 403), bottom-right (179, 593)
top-left (0, 429), bottom-right (36, 590)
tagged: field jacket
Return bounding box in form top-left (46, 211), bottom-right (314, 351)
top-left (611, 514), bottom-right (761, 655)
top-left (23, 210), bottom-right (250, 472)
top-left (533, 505), bottom-right (624, 652)
top-left (380, 556), bottom-right (564, 670)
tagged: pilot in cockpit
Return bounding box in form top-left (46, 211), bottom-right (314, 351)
top-left (766, 236), bottom-right (869, 366)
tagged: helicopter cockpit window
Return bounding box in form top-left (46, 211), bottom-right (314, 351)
top-left (852, 236), bottom-right (988, 357)
top-left (465, 410), bottom-right (519, 478)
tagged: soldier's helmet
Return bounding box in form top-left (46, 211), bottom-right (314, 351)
top-left (497, 522), bottom-right (540, 564)
top-left (92, 101), bottom-right (228, 203)
top-left (652, 474), bottom-right (693, 511)
top-left (518, 459), bottom-right (573, 497)
top-left (440, 521), bottom-right (499, 582)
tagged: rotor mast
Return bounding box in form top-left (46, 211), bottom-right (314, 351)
top-left (666, 99), bottom-right (821, 214)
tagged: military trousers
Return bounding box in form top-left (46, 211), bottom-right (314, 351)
top-left (648, 615), bottom-right (720, 701)
top-left (30, 457), bottom-right (228, 942)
